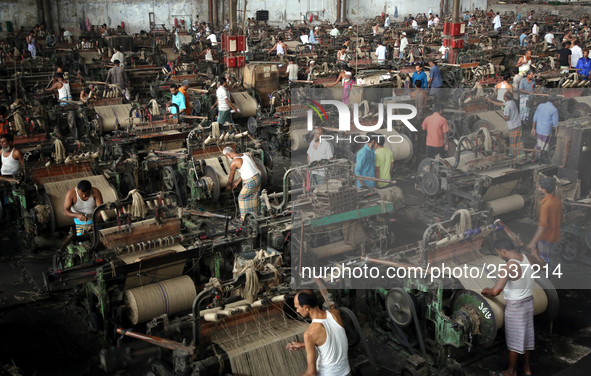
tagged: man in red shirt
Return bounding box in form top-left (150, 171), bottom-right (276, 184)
top-left (421, 103), bottom-right (449, 158)
top-left (526, 177), bottom-right (562, 272)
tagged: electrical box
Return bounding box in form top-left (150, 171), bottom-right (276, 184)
top-left (256, 10), bottom-right (269, 21)
top-left (235, 56), bottom-right (246, 67)
top-left (451, 39), bottom-right (464, 48)
top-left (225, 57), bottom-right (236, 68)
top-left (222, 35), bottom-right (247, 52)
top-left (444, 22), bottom-right (465, 36)
top-left (442, 39), bottom-right (450, 47)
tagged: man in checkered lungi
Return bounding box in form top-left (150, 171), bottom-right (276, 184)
top-left (531, 94), bottom-right (559, 161)
top-left (487, 92), bottom-right (524, 157)
top-left (482, 238), bottom-right (547, 376)
top-left (518, 70), bottom-right (536, 121)
top-left (223, 147), bottom-right (261, 222)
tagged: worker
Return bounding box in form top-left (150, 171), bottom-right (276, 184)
top-left (307, 127), bottom-right (334, 186)
top-left (427, 15), bottom-right (434, 29)
top-left (463, 11), bottom-right (470, 20)
top-left (399, 32), bottom-right (408, 58)
top-left (305, 61), bottom-right (316, 81)
top-left (422, 103), bottom-right (449, 158)
top-left (531, 93), bottom-right (559, 161)
top-left (570, 39), bottom-right (583, 68)
top-left (111, 46), bottom-right (125, 68)
top-left (374, 134), bottom-right (393, 188)
top-left (519, 30), bottom-right (529, 47)
top-left (198, 44), bottom-right (216, 61)
top-left (341, 71), bottom-right (354, 105)
top-left (482, 238), bottom-right (546, 376)
top-left (373, 23), bottom-right (380, 36)
top-left (105, 60), bottom-right (128, 96)
top-left (375, 40), bottom-right (387, 65)
top-left (411, 64), bottom-right (428, 91)
top-left (325, 67), bottom-right (351, 88)
top-left (222, 147), bottom-right (261, 222)
top-left (80, 87), bottom-right (91, 103)
top-left (492, 12), bottom-right (502, 32)
top-left (211, 77), bottom-right (237, 126)
top-left (61, 28), bottom-right (73, 43)
top-left (354, 132), bottom-right (379, 188)
top-left (558, 42), bottom-right (572, 73)
top-left (330, 25), bottom-right (341, 36)
top-left (179, 80), bottom-right (191, 116)
top-left (527, 9), bottom-right (535, 22)
top-left (494, 73), bottom-right (514, 101)
top-left (532, 22), bottom-right (538, 35)
top-left (286, 291), bottom-right (351, 376)
top-left (516, 49), bottom-right (532, 75)
top-left (101, 24), bottom-right (109, 37)
top-left (411, 17), bottom-right (418, 29)
top-left (512, 67), bottom-right (523, 103)
top-left (434, 14), bottom-right (440, 26)
top-left (64, 180), bottom-right (104, 235)
top-left (336, 46), bottom-right (348, 65)
top-left (45, 31), bottom-right (57, 47)
top-left (563, 30), bottom-right (575, 44)
top-left (268, 37), bottom-right (288, 58)
top-left (544, 30), bottom-right (556, 46)
top-left (1, 134), bottom-right (24, 177)
top-left (285, 58), bottom-right (299, 81)
top-left (576, 49), bottom-right (591, 78)
top-left (518, 70), bottom-right (535, 121)
top-left (206, 32), bottom-right (218, 46)
top-left (26, 30), bottom-right (37, 58)
top-left (168, 83), bottom-right (186, 119)
top-left (384, 14), bottom-right (390, 28)
top-left (526, 177), bottom-right (562, 272)
top-left (45, 73), bottom-right (72, 105)
top-left (487, 92), bottom-right (524, 157)
top-left (427, 60), bottom-right (442, 97)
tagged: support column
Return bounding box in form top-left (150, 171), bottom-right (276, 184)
top-left (229, 0), bottom-right (237, 34)
top-left (42, 0), bottom-right (52, 30)
top-left (452, 0), bottom-right (460, 22)
top-left (336, 0), bottom-right (341, 23)
top-left (209, 0), bottom-right (214, 24)
top-left (213, 0), bottom-right (218, 28)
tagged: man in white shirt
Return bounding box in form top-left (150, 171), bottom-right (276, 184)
top-left (493, 12), bottom-right (502, 31)
top-left (428, 17), bottom-right (434, 29)
top-left (206, 32), bottom-right (218, 46)
top-left (434, 15), bottom-right (440, 25)
top-left (399, 32), bottom-right (408, 58)
top-left (307, 127), bottom-right (334, 185)
top-left (330, 26), bottom-right (341, 36)
top-left (384, 14), bottom-right (390, 28)
top-left (544, 31), bottom-right (555, 46)
top-left (411, 18), bottom-right (418, 29)
top-left (211, 77), bottom-right (237, 126)
top-left (375, 41), bottom-right (387, 65)
top-left (285, 58), bottom-right (299, 81)
top-left (111, 46), bottom-right (125, 68)
top-left (532, 23), bottom-right (538, 35)
top-left (571, 39), bottom-right (583, 68)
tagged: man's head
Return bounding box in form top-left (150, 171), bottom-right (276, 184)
top-left (294, 291), bottom-right (318, 318)
top-left (181, 79), bottom-right (190, 89)
top-left (340, 45), bottom-right (346, 52)
top-left (83, 87), bottom-right (91, 95)
top-left (496, 12), bottom-right (500, 15)
top-left (527, 70), bottom-right (535, 79)
top-left (585, 50), bottom-right (590, 58)
top-left (376, 132), bottom-right (386, 147)
top-left (77, 180), bottom-right (92, 200)
top-left (113, 59), bottom-right (120, 66)
top-left (0, 133), bottom-right (14, 151)
top-left (575, 38), bottom-right (581, 46)
top-left (548, 93), bottom-right (558, 103)
top-left (313, 127), bottom-right (324, 141)
top-left (55, 72), bottom-right (64, 81)
top-left (415, 65), bottom-right (422, 73)
top-left (512, 67), bottom-right (519, 76)
top-left (503, 72), bottom-right (511, 81)
top-left (414, 80), bottom-right (422, 89)
top-left (525, 49), bottom-right (532, 58)
top-left (494, 237), bottom-right (516, 262)
top-left (220, 77), bottom-right (227, 87)
top-left (563, 42), bottom-right (571, 48)
top-left (29, 30), bottom-right (34, 36)
top-left (428, 60), bottom-right (436, 67)
top-left (222, 146), bottom-right (237, 160)
top-left (366, 131), bottom-right (381, 149)
top-left (433, 102), bottom-right (444, 114)
top-left (504, 92), bottom-right (514, 102)
top-left (170, 83), bottom-right (179, 95)
top-left (309, 60), bottom-right (315, 67)
top-left (539, 177), bottom-right (556, 196)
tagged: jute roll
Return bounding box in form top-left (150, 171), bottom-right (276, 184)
top-left (124, 275), bottom-right (197, 325)
top-left (204, 157), bottom-right (240, 187)
top-left (484, 194), bottom-right (525, 216)
top-left (94, 104), bottom-right (139, 132)
top-left (231, 92), bottom-right (257, 118)
top-left (290, 129), bottom-right (309, 151)
top-left (44, 175), bottom-right (117, 228)
top-left (204, 312), bottom-right (222, 322)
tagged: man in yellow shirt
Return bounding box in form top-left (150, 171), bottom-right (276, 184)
top-left (374, 134), bottom-right (393, 188)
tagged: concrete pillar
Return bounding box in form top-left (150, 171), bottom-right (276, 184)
top-left (229, 0), bottom-right (237, 33)
top-left (452, 0), bottom-right (460, 22)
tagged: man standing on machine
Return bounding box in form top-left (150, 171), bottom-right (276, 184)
top-left (223, 147), bottom-right (261, 222)
top-left (1, 134), bottom-right (24, 178)
top-left (286, 290), bottom-right (351, 376)
top-left (482, 237), bottom-right (546, 376)
top-left (63, 180), bottom-right (104, 235)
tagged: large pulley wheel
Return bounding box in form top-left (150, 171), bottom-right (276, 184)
top-left (43, 192), bottom-right (56, 233)
top-left (422, 172), bottom-right (440, 196)
top-left (417, 158), bottom-right (434, 177)
top-left (471, 119), bottom-right (493, 134)
top-left (192, 98), bottom-right (201, 115)
top-left (338, 307), bottom-right (362, 347)
top-left (247, 116), bottom-right (258, 134)
top-left (204, 166), bottom-right (221, 202)
top-left (242, 212), bottom-right (259, 238)
top-left (261, 150), bottom-right (274, 170)
top-left (162, 166), bottom-right (175, 191)
top-left (386, 288), bottom-right (418, 327)
top-left (173, 171), bottom-right (187, 205)
top-left (253, 158), bottom-right (268, 190)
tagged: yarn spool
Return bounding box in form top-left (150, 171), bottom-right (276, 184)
top-left (43, 175), bottom-right (117, 228)
top-left (124, 275), bottom-right (197, 325)
top-left (204, 312), bottom-right (222, 322)
top-left (484, 194), bottom-right (525, 215)
top-left (94, 104), bottom-right (140, 133)
top-left (231, 92), bottom-right (257, 118)
top-left (290, 129), bottom-right (309, 151)
top-left (204, 157), bottom-right (241, 187)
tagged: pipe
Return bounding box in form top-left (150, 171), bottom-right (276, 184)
top-left (191, 288), bottom-right (218, 346)
top-left (209, 0), bottom-right (214, 24)
top-left (42, 0), bottom-right (52, 31)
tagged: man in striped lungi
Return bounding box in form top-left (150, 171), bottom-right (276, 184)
top-left (482, 238), bottom-right (547, 376)
top-left (223, 147), bottom-right (261, 222)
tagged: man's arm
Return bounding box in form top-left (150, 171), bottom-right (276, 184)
top-left (13, 149), bottom-right (24, 169)
top-left (45, 82), bottom-right (60, 92)
top-left (105, 70), bottom-right (112, 85)
top-left (375, 166), bottom-right (380, 180)
top-left (300, 332), bottom-right (318, 376)
top-left (224, 97), bottom-right (236, 111)
top-left (93, 187), bottom-right (104, 207)
top-left (354, 150), bottom-right (367, 186)
top-left (527, 225), bottom-right (546, 249)
top-left (482, 262), bottom-right (516, 297)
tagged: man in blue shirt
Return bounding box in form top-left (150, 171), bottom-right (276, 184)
top-left (412, 65), bottom-right (429, 93)
top-left (354, 132), bottom-right (379, 187)
top-left (519, 30), bottom-right (529, 46)
top-left (532, 93), bottom-right (559, 160)
top-left (575, 49), bottom-right (591, 78)
top-left (518, 70), bottom-right (535, 121)
top-left (309, 27), bottom-right (317, 50)
top-left (428, 60), bottom-right (443, 97)
top-left (168, 83), bottom-right (186, 119)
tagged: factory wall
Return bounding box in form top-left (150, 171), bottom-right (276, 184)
top-left (0, 0), bottom-right (39, 33)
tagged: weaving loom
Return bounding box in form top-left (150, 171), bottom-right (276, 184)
top-left (94, 104), bottom-right (141, 132)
